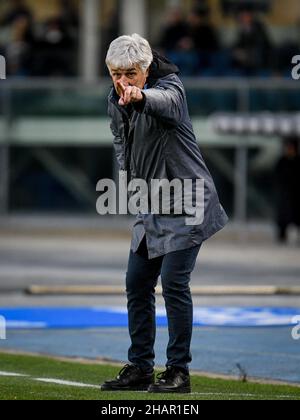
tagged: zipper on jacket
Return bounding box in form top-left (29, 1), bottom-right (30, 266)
top-left (109, 93), bottom-right (137, 180)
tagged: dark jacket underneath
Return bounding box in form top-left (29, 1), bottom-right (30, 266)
top-left (108, 51), bottom-right (228, 258)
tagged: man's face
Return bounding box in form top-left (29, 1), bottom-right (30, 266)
top-left (109, 65), bottom-right (149, 97)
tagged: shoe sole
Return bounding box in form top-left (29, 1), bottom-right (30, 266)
top-left (148, 386), bottom-right (191, 394)
top-left (100, 384), bottom-right (153, 392)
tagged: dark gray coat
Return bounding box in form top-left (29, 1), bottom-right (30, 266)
top-left (108, 54), bottom-right (228, 259)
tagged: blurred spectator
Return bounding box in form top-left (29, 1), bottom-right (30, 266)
top-left (188, 5), bottom-right (220, 55)
top-left (5, 15), bottom-right (34, 76)
top-left (158, 3), bottom-right (221, 76)
top-left (232, 8), bottom-right (273, 76)
top-left (33, 16), bottom-right (75, 76)
top-left (187, 4), bottom-right (221, 75)
top-left (158, 7), bottom-right (199, 76)
top-left (159, 7), bottom-right (189, 53)
top-left (57, 0), bottom-right (79, 33)
top-left (32, 0), bottom-right (79, 77)
top-left (0, 0), bottom-right (34, 75)
top-left (274, 138), bottom-right (300, 243)
top-left (0, 0), bottom-right (32, 26)
top-left (167, 36), bottom-right (200, 76)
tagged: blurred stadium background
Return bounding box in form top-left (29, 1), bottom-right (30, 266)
top-left (0, 0), bottom-right (300, 389)
top-left (0, 0), bottom-right (299, 223)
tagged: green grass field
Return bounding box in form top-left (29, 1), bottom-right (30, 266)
top-left (0, 352), bottom-right (300, 400)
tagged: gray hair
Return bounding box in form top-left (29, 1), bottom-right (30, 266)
top-left (106, 33), bottom-right (153, 73)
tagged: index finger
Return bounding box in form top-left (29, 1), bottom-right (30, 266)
top-left (116, 80), bottom-right (126, 94)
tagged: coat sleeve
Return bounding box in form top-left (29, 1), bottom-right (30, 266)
top-left (108, 102), bottom-right (125, 170)
top-left (134, 76), bottom-right (186, 127)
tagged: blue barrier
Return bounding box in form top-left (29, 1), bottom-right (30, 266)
top-left (0, 307), bottom-right (299, 329)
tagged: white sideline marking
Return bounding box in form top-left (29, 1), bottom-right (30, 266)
top-left (0, 370), bottom-right (98, 388)
top-left (0, 371), bottom-right (29, 377)
top-left (34, 377), bottom-right (99, 389)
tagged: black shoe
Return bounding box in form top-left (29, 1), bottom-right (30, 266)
top-left (100, 364), bottom-right (154, 391)
top-left (148, 366), bottom-right (191, 394)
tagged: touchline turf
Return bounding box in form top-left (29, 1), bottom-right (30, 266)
top-left (0, 352), bottom-right (300, 400)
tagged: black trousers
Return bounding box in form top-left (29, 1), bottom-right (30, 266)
top-left (126, 235), bottom-right (201, 373)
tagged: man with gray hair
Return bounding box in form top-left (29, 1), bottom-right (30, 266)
top-left (100, 34), bottom-right (228, 394)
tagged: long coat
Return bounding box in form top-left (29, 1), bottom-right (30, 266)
top-left (107, 53), bottom-right (228, 259)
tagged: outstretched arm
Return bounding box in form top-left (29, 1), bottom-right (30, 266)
top-left (117, 77), bottom-right (186, 127)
